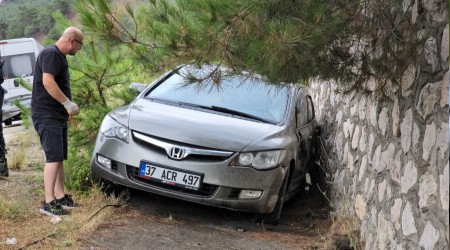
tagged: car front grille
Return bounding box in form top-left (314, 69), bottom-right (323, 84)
top-left (132, 131), bottom-right (234, 162)
top-left (127, 165), bottom-right (218, 197)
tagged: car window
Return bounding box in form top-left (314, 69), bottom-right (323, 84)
top-left (146, 67), bottom-right (290, 123)
top-left (307, 95), bottom-right (315, 122)
top-left (297, 91), bottom-right (308, 127)
top-left (1, 53), bottom-right (35, 78)
top-left (11, 55), bottom-right (33, 76)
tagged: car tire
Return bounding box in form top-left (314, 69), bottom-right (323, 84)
top-left (97, 178), bottom-right (129, 198)
top-left (258, 166), bottom-right (290, 225)
top-left (3, 118), bottom-right (12, 126)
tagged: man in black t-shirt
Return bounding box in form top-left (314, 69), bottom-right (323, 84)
top-left (32, 27), bottom-right (83, 216)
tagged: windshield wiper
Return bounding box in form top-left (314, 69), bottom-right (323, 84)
top-left (150, 99), bottom-right (275, 124)
top-left (209, 105), bottom-right (274, 124)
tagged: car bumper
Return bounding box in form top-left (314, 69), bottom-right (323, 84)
top-left (90, 134), bottom-right (287, 214)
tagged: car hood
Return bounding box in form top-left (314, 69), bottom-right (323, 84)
top-left (119, 98), bottom-right (286, 152)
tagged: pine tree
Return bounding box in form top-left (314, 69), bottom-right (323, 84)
top-left (76, 0), bottom-right (421, 90)
top-left (64, 0), bottom-right (422, 190)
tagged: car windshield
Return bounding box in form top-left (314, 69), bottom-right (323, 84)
top-left (146, 66), bottom-right (290, 124)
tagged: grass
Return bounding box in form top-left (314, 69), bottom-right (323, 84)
top-left (0, 126), bottom-right (127, 249)
top-left (0, 185), bottom-right (125, 249)
top-left (6, 129), bottom-right (41, 171)
top-left (0, 197), bottom-right (27, 221)
top-left (320, 194), bottom-right (362, 250)
top-left (7, 149), bottom-right (26, 170)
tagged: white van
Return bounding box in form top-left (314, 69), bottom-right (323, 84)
top-left (0, 38), bottom-right (43, 125)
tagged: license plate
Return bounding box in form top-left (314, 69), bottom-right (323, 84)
top-left (138, 162), bottom-right (202, 190)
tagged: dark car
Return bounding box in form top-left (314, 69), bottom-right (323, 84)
top-left (90, 65), bottom-right (319, 224)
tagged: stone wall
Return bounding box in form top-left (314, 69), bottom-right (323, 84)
top-left (308, 1), bottom-right (449, 249)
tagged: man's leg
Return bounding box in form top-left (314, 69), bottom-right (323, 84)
top-left (54, 162), bottom-right (65, 199)
top-left (41, 161), bottom-right (68, 216)
top-left (44, 162), bottom-right (61, 203)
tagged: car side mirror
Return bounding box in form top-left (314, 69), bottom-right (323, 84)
top-left (129, 82), bottom-right (148, 94)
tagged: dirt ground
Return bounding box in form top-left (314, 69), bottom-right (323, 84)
top-left (76, 186), bottom-right (333, 250)
top-left (1, 125), bottom-right (351, 250)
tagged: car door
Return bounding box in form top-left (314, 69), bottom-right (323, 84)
top-left (305, 94), bottom-right (318, 165)
top-left (289, 89), bottom-right (313, 192)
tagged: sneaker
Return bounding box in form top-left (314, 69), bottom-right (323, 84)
top-left (39, 200), bottom-right (69, 216)
top-left (0, 170), bottom-right (8, 177)
top-left (56, 194), bottom-right (80, 209)
top-left (0, 166), bottom-right (8, 177)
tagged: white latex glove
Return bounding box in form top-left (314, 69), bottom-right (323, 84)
top-left (62, 99), bottom-right (80, 116)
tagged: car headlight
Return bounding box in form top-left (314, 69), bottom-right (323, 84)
top-left (231, 150), bottom-right (285, 170)
top-left (99, 115), bottom-right (129, 143)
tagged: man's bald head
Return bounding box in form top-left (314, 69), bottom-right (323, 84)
top-left (62, 27), bottom-right (83, 42)
top-left (56, 27), bottom-right (84, 55)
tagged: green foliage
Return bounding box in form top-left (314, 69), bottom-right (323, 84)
top-left (12, 77), bottom-right (32, 128)
top-left (77, 0), bottom-right (422, 91)
top-left (62, 31), bottom-right (148, 191)
top-left (12, 99), bottom-right (31, 128)
top-left (15, 77), bottom-right (32, 91)
top-left (0, 0), bottom-right (72, 39)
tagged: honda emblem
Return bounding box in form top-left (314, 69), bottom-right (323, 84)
top-left (169, 147), bottom-right (186, 160)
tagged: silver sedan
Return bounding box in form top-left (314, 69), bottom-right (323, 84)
top-left (90, 65), bottom-right (318, 224)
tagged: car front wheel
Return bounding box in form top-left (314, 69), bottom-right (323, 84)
top-left (257, 166), bottom-right (290, 225)
top-left (3, 118), bottom-right (12, 126)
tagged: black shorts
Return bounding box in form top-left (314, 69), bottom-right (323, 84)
top-left (33, 119), bottom-right (68, 162)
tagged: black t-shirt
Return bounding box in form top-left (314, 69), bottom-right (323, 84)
top-left (31, 45), bottom-right (71, 120)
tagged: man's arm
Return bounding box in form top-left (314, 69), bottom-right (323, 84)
top-left (42, 73), bottom-right (79, 115)
top-left (42, 73), bottom-right (68, 103)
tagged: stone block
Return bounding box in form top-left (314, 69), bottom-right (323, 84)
top-left (442, 24), bottom-right (449, 65)
top-left (358, 155), bottom-right (368, 182)
top-left (355, 194), bottom-right (366, 220)
top-left (368, 96), bottom-right (378, 127)
top-left (401, 109), bottom-right (413, 152)
top-left (440, 71), bottom-right (449, 108)
top-left (412, 122), bottom-right (420, 151)
top-left (352, 125), bottom-right (360, 150)
top-left (424, 0), bottom-right (448, 23)
top-left (359, 126), bottom-right (367, 153)
top-left (419, 221), bottom-right (439, 250)
top-left (372, 145), bottom-right (381, 172)
top-left (401, 161), bottom-right (417, 194)
top-left (422, 122), bottom-right (436, 161)
top-left (401, 65), bottom-right (415, 97)
top-left (402, 202), bottom-right (417, 236)
top-left (436, 122), bottom-right (449, 159)
top-left (343, 118), bottom-right (353, 139)
top-left (411, 0), bottom-right (418, 23)
top-left (424, 37), bottom-right (438, 71)
top-left (417, 82), bottom-right (441, 120)
top-left (378, 107), bottom-right (389, 136)
top-left (418, 171), bottom-right (438, 210)
top-left (389, 150), bottom-right (402, 184)
top-left (376, 211), bottom-right (395, 250)
top-left (359, 95), bottom-right (367, 120)
top-left (378, 179), bottom-right (386, 202)
top-left (391, 198), bottom-right (402, 231)
top-left (392, 99), bottom-right (400, 137)
top-left (378, 143), bottom-right (395, 173)
top-left (439, 162), bottom-right (449, 211)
